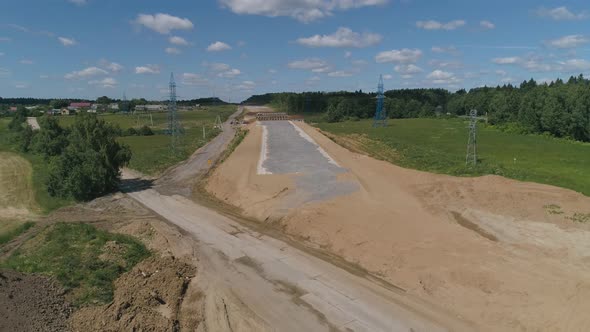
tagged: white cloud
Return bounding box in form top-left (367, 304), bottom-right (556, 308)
top-left (169, 36), bottom-right (189, 46)
top-left (545, 35), bottom-right (589, 49)
top-left (558, 59), bottom-right (590, 71)
top-left (351, 59), bottom-right (368, 66)
top-left (394, 64), bottom-right (423, 75)
top-left (65, 66), bottom-right (108, 79)
top-left (296, 27), bottom-right (381, 48)
top-left (344, 51), bottom-right (352, 58)
top-left (89, 77), bottom-right (118, 88)
top-left (134, 13), bottom-right (194, 34)
top-left (15, 83), bottom-right (29, 89)
top-left (19, 59), bottom-right (34, 65)
top-left (382, 74), bottom-right (393, 80)
top-left (416, 20), bottom-right (465, 31)
top-left (205, 62), bottom-right (231, 72)
top-left (218, 0), bottom-right (388, 23)
top-left (235, 80), bottom-right (256, 90)
top-left (218, 68), bottom-right (241, 78)
top-left (427, 70), bottom-right (461, 84)
top-left (58, 37), bottom-right (77, 46)
top-left (429, 59), bottom-right (463, 69)
top-left (268, 68), bottom-right (277, 74)
top-left (431, 46), bottom-right (459, 55)
top-left (0, 52), bottom-right (4, 56)
top-left (99, 60), bottom-right (124, 73)
top-left (68, 0), bottom-right (87, 5)
top-left (165, 47), bottom-right (182, 54)
top-left (327, 71), bottom-right (354, 77)
top-left (207, 41), bottom-right (232, 52)
top-left (492, 57), bottom-right (521, 64)
top-left (501, 77), bottom-right (516, 83)
top-left (40, 74), bottom-right (49, 79)
top-left (0, 37), bottom-right (10, 42)
top-left (135, 65), bottom-right (160, 74)
top-left (536, 6), bottom-right (588, 21)
top-left (182, 73), bottom-right (209, 86)
top-left (288, 58), bottom-right (328, 70)
top-left (480, 20), bottom-right (495, 29)
top-left (375, 48), bottom-right (422, 63)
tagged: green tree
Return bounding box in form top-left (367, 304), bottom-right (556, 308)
top-left (47, 114), bottom-right (131, 201)
top-left (31, 116), bottom-right (69, 158)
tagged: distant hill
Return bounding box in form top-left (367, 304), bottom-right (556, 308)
top-left (177, 97), bottom-right (228, 106)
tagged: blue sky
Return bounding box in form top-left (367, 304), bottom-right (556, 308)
top-left (1, 0), bottom-right (590, 102)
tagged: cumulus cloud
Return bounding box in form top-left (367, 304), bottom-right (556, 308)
top-left (19, 59), bottom-right (34, 65)
top-left (382, 74), bottom-right (393, 80)
top-left (536, 6), bottom-right (588, 21)
top-left (207, 41), bottom-right (232, 52)
top-left (205, 62), bottom-right (231, 72)
top-left (58, 37), bottom-right (77, 46)
top-left (134, 13), bottom-right (193, 34)
top-left (327, 71), bottom-right (354, 77)
top-left (218, 68), bottom-right (241, 78)
top-left (558, 59), bottom-right (590, 71)
top-left (431, 46), bottom-right (459, 55)
top-left (545, 35), bottom-right (589, 49)
top-left (480, 20), bottom-right (495, 29)
top-left (288, 58), bottom-right (329, 70)
top-left (394, 64), bottom-right (423, 75)
top-left (65, 66), bottom-right (108, 79)
top-left (135, 64), bottom-right (160, 74)
top-left (492, 57), bottom-right (521, 64)
top-left (375, 49), bottom-right (422, 63)
top-left (165, 47), bottom-right (182, 54)
top-left (99, 60), bottom-right (124, 73)
top-left (169, 36), bottom-right (189, 45)
top-left (235, 80), bottom-right (256, 90)
top-left (182, 73), bottom-right (209, 86)
top-left (296, 27), bottom-right (381, 48)
top-left (218, 0), bottom-right (388, 23)
top-left (427, 70), bottom-right (461, 84)
top-left (89, 77), bottom-right (118, 88)
top-left (429, 60), bottom-right (464, 69)
top-left (416, 20), bottom-right (465, 30)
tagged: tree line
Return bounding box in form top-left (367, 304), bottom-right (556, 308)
top-left (8, 107), bottom-right (131, 201)
top-left (243, 75), bottom-right (590, 142)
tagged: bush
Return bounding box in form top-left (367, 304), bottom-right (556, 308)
top-left (138, 125), bottom-right (154, 136)
top-left (47, 114), bottom-right (131, 201)
top-left (125, 127), bottom-right (138, 136)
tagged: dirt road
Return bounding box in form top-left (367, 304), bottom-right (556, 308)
top-left (26, 117), bottom-right (40, 130)
top-left (123, 177), bottom-right (458, 331)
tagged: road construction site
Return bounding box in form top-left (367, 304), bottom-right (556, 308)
top-left (3, 105), bottom-right (590, 331)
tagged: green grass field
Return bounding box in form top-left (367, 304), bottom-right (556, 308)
top-left (2, 222), bottom-right (150, 306)
top-left (316, 118), bottom-right (590, 196)
top-left (58, 105), bottom-right (236, 175)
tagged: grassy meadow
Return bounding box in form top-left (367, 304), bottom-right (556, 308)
top-left (316, 118), bottom-right (590, 196)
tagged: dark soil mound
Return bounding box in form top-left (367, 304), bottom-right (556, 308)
top-left (0, 269), bottom-right (71, 332)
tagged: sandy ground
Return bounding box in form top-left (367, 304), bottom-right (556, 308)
top-left (27, 117), bottom-right (40, 130)
top-left (0, 152), bottom-right (38, 221)
top-left (206, 117), bottom-right (590, 331)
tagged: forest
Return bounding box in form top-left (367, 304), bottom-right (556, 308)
top-left (244, 75), bottom-right (590, 142)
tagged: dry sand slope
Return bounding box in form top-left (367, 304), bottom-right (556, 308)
top-left (206, 118), bottom-right (590, 331)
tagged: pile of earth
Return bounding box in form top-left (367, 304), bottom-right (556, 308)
top-left (70, 255), bottom-right (199, 331)
top-left (0, 269), bottom-right (72, 332)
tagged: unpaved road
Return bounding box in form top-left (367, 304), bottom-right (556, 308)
top-left (122, 107), bottom-right (464, 331)
top-left (123, 180), bottom-right (456, 331)
top-left (26, 117), bottom-right (40, 130)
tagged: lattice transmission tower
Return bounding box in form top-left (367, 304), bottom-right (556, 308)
top-left (167, 73), bottom-right (182, 151)
top-left (466, 109), bottom-right (478, 166)
top-left (373, 75), bottom-right (387, 127)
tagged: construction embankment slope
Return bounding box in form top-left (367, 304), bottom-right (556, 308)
top-left (206, 114), bottom-right (590, 331)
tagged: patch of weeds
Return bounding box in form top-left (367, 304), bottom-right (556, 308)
top-left (0, 221), bottom-right (35, 246)
top-left (544, 204), bottom-right (564, 215)
top-left (567, 213), bottom-right (590, 223)
top-left (1, 222), bottom-right (150, 306)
